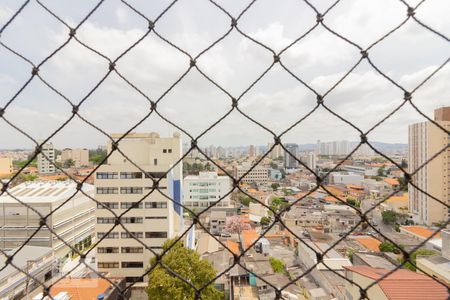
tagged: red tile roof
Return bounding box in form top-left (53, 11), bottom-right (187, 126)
top-left (50, 278), bottom-right (114, 300)
top-left (345, 266), bottom-right (449, 300)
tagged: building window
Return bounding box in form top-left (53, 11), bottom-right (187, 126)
top-left (126, 276), bottom-right (144, 283)
top-left (96, 187), bottom-right (118, 194)
top-left (121, 232), bottom-right (143, 239)
top-left (154, 158), bottom-right (157, 165)
top-left (120, 187), bottom-right (143, 194)
top-left (145, 232), bottom-right (167, 238)
top-left (144, 186), bottom-right (167, 190)
top-left (97, 217), bottom-right (115, 224)
top-left (97, 202), bottom-right (118, 209)
top-left (97, 232), bottom-right (119, 239)
top-left (168, 149), bottom-right (172, 153)
top-left (98, 247), bottom-right (119, 253)
top-left (145, 202), bottom-right (167, 209)
top-left (120, 172), bottom-right (143, 179)
top-left (122, 261), bottom-right (144, 268)
top-left (163, 149), bottom-right (167, 153)
top-left (96, 172), bottom-right (118, 179)
top-left (121, 217), bottom-right (143, 224)
top-left (120, 202), bottom-right (143, 209)
top-left (121, 247), bottom-right (143, 253)
top-left (144, 172), bottom-right (167, 179)
top-left (98, 262), bottom-right (119, 268)
top-left (145, 216), bottom-right (167, 220)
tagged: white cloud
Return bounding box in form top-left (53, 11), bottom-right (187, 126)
top-left (0, 0), bottom-right (448, 148)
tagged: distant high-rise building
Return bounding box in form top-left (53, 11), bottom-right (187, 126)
top-left (284, 143), bottom-right (299, 169)
top-left (408, 107), bottom-right (450, 225)
top-left (37, 142), bottom-right (56, 174)
top-left (317, 140), bottom-right (350, 156)
top-left (61, 148), bottom-right (89, 167)
top-left (268, 143), bottom-right (283, 160)
top-left (249, 145), bottom-right (257, 158)
top-left (307, 152), bottom-right (317, 173)
top-left (95, 132), bottom-right (183, 282)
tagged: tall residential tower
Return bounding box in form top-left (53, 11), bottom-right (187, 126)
top-left (408, 107), bottom-right (450, 225)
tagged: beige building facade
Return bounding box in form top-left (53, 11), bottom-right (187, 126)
top-left (234, 164), bottom-right (269, 184)
top-left (408, 107), bottom-right (450, 225)
top-left (61, 148), bottom-right (89, 167)
top-left (0, 157), bottom-right (12, 175)
top-left (95, 132), bottom-right (183, 284)
top-left (0, 181), bottom-right (95, 258)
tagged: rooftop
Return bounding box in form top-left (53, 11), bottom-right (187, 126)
top-left (353, 236), bottom-right (381, 252)
top-left (401, 226), bottom-right (441, 240)
top-left (1, 181), bottom-right (94, 203)
top-left (0, 246), bottom-right (53, 280)
top-left (383, 178), bottom-right (400, 186)
top-left (345, 266), bottom-right (449, 300)
top-left (49, 278), bottom-right (119, 300)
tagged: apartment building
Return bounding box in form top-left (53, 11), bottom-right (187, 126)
top-left (249, 145), bottom-right (257, 158)
top-left (61, 148), bottom-right (89, 167)
top-left (0, 157), bottom-right (13, 175)
top-left (307, 152), bottom-right (317, 172)
top-left (37, 142), bottom-right (56, 174)
top-left (183, 172), bottom-right (231, 211)
top-left (94, 132), bottom-right (183, 283)
top-left (408, 107), bottom-right (450, 225)
top-left (233, 164), bottom-right (269, 184)
top-left (284, 143), bottom-right (299, 169)
top-left (0, 181), bottom-right (95, 258)
top-left (267, 143), bottom-right (284, 160)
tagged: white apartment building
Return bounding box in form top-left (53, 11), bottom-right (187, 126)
top-left (183, 172), bottom-right (231, 211)
top-left (234, 164), bottom-right (269, 184)
top-left (94, 132), bottom-right (183, 284)
top-left (0, 181), bottom-right (95, 258)
top-left (37, 143), bottom-right (56, 174)
top-left (61, 148), bottom-right (89, 168)
top-left (409, 107), bottom-right (450, 225)
top-left (307, 152), bottom-right (317, 172)
top-left (0, 157), bottom-right (13, 175)
top-left (330, 172), bottom-right (364, 185)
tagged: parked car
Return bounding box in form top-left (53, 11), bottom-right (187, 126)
top-left (220, 232), bottom-right (231, 238)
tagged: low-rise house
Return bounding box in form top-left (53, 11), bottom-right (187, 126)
top-left (343, 266), bottom-right (449, 300)
top-left (209, 210), bottom-right (227, 235)
top-left (46, 277), bottom-right (128, 300)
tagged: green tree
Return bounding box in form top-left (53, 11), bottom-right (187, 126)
top-left (14, 159), bottom-right (37, 168)
top-left (346, 197), bottom-right (360, 208)
top-left (402, 249), bottom-right (438, 271)
top-left (147, 239), bottom-right (222, 300)
top-left (63, 159), bottom-right (75, 168)
top-left (382, 210), bottom-right (397, 225)
top-left (379, 241), bottom-right (402, 254)
top-left (260, 216), bottom-right (271, 226)
top-left (238, 193), bottom-right (251, 207)
top-left (269, 257), bottom-right (285, 273)
top-left (89, 148), bottom-right (107, 165)
top-left (270, 183), bottom-right (280, 191)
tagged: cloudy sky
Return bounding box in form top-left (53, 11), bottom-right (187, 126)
top-left (0, 0), bottom-right (449, 149)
